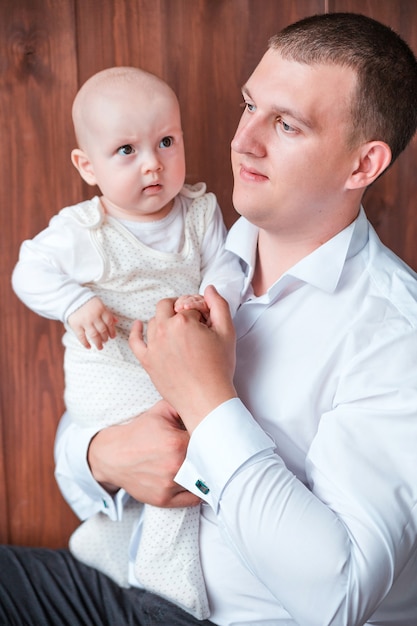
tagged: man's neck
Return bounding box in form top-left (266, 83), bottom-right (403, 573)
top-left (250, 199), bottom-right (363, 296)
top-left (252, 233), bottom-right (319, 296)
top-left (252, 220), bottom-right (355, 296)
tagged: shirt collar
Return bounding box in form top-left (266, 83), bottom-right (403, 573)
top-left (226, 207), bottom-right (369, 296)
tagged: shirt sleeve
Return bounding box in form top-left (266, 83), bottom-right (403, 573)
top-left (175, 328), bottom-right (417, 626)
top-left (198, 202), bottom-right (244, 316)
top-left (175, 400), bottom-right (359, 625)
top-left (54, 411), bottom-right (127, 521)
top-left (12, 211), bottom-right (103, 322)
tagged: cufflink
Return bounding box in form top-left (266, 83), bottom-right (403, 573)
top-left (195, 479), bottom-right (210, 495)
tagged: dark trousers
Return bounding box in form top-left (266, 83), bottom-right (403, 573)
top-left (0, 546), bottom-right (216, 626)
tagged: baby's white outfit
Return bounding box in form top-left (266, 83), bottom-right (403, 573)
top-left (12, 183), bottom-right (244, 619)
top-left (63, 185), bottom-right (216, 426)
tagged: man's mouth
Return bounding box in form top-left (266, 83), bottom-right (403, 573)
top-left (239, 165), bottom-right (268, 182)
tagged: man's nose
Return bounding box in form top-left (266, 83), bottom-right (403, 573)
top-left (231, 116), bottom-right (266, 157)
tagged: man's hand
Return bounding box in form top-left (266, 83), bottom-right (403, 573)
top-left (68, 296), bottom-right (117, 350)
top-left (129, 285), bottom-right (237, 432)
top-left (87, 400), bottom-right (200, 507)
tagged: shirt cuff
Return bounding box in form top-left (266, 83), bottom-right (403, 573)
top-left (54, 415), bottom-right (122, 520)
top-left (175, 398), bottom-right (275, 511)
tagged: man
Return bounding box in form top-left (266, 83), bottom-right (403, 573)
top-left (2, 12), bottom-right (417, 626)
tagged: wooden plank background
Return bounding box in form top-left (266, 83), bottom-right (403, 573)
top-left (1, 0), bottom-right (416, 548)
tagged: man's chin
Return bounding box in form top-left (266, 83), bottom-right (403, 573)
top-left (232, 192), bottom-right (255, 220)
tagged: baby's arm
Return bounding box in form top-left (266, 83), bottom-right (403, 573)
top-left (68, 296), bottom-right (118, 350)
top-left (12, 207), bottom-right (105, 323)
top-left (174, 294), bottom-right (210, 323)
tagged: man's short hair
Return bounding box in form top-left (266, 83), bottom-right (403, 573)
top-left (269, 13), bottom-right (417, 164)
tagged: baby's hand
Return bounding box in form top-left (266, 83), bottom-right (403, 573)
top-left (174, 294), bottom-right (210, 323)
top-left (67, 296), bottom-right (118, 350)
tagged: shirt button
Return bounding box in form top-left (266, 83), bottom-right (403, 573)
top-left (195, 479), bottom-right (210, 495)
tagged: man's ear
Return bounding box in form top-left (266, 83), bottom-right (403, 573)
top-left (71, 148), bottom-right (97, 186)
top-left (347, 141), bottom-right (392, 190)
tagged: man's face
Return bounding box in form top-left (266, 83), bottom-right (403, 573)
top-left (231, 48), bottom-right (359, 239)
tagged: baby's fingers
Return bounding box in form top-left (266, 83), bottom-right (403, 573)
top-left (102, 310), bottom-right (118, 339)
top-left (73, 328), bottom-right (92, 349)
top-left (86, 324), bottom-right (106, 350)
top-left (88, 315), bottom-right (119, 349)
top-left (174, 295), bottom-right (209, 322)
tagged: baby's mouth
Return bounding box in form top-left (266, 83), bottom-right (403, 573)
top-left (143, 182), bottom-right (162, 194)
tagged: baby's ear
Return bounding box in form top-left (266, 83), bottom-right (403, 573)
top-left (71, 148), bottom-right (97, 186)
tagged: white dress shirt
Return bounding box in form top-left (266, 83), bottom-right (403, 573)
top-left (55, 207), bottom-right (417, 626)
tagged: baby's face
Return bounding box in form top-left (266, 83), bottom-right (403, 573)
top-left (84, 84), bottom-right (186, 222)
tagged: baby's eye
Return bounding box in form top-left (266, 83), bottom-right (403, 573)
top-left (159, 136), bottom-right (174, 148)
top-left (117, 145), bottom-right (135, 156)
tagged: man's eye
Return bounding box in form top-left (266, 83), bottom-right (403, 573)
top-left (159, 136), bottom-right (174, 148)
top-left (118, 145), bottom-right (135, 156)
top-left (277, 118), bottom-right (296, 134)
top-left (240, 101), bottom-right (256, 113)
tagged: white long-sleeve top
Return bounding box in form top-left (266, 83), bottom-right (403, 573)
top-left (12, 186), bottom-right (242, 324)
top-left (55, 207), bottom-right (417, 625)
top-left (12, 185), bottom-right (244, 426)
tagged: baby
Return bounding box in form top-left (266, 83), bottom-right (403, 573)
top-left (12, 66), bottom-right (243, 619)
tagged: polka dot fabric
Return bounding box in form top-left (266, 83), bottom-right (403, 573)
top-left (66, 186), bottom-right (214, 619)
top-left (135, 505), bottom-right (210, 619)
top-left (63, 188), bottom-right (215, 428)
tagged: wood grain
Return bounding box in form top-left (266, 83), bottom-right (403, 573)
top-left (1, 0), bottom-right (416, 548)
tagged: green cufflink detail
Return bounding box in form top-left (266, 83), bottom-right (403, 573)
top-left (195, 479), bottom-right (210, 495)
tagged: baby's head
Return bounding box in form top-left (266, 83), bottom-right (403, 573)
top-left (71, 67), bottom-right (186, 222)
